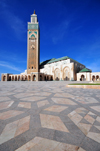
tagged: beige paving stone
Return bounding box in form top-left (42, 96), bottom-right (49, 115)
top-left (52, 98), bottom-right (77, 105)
top-left (0, 110), bottom-right (23, 120)
top-left (37, 100), bottom-right (49, 108)
top-left (0, 128), bottom-right (17, 145)
top-left (40, 114), bottom-right (69, 132)
top-left (14, 93), bottom-right (34, 98)
top-left (0, 92), bottom-right (15, 96)
top-left (32, 92), bottom-right (51, 96)
top-left (77, 123), bottom-right (92, 135)
top-left (88, 111), bottom-right (96, 115)
top-left (70, 113), bottom-right (83, 125)
top-left (15, 137), bottom-right (80, 151)
top-left (75, 97), bottom-right (99, 104)
top-left (96, 116), bottom-right (100, 123)
top-left (54, 142), bottom-right (79, 151)
top-left (84, 114), bottom-right (95, 124)
top-left (31, 138), bottom-right (59, 151)
top-left (0, 101), bottom-right (14, 110)
top-left (68, 111), bottom-right (76, 118)
top-left (0, 116), bottom-right (30, 145)
top-left (54, 93), bottom-right (64, 98)
top-left (15, 121), bottom-right (30, 136)
top-left (87, 132), bottom-right (100, 143)
top-left (90, 106), bottom-right (100, 112)
top-left (20, 96), bottom-right (46, 102)
top-left (85, 97), bottom-right (99, 104)
top-left (18, 102), bottom-right (31, 108)
top-left (44, 105), bottom-right (68, 112)
top-left (62, 93), bottom-right (74, 98)
top-left (75, 108), bottom-right (87, 114)
top-left (15, 137), bottom-right (43, 151)
top-left (94, 125), bottom-right (100, 131)
top-left (0, 96), bottom-right (11, 102)
top-left (18, 116), bottom-right (30, 126)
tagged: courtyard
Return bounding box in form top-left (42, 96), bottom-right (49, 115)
top-left (0, 81), bottom-right (100, 151)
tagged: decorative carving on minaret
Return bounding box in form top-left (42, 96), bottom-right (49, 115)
top-left (27, 11), bottom-right (39, 74)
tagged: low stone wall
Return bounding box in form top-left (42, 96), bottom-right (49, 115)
top-left (67, 85), bottom-right (100, 89)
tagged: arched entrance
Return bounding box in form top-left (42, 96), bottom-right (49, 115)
top-left (50, 76), bottom-right (53, 81)
top-left (47, 76), bottom-right (49, 81)
top-left (3, 76), bottom-right (6, 81)
top-left (12, 76), bottom-right (14, 81)
top-left (33, 75), bottom-right (36, 81)
top-left (92, 75), bottom-right (95, 81)
top-left (63, 67), bottom-right (70, 81)
top-left (18, 76), bottom-right (20, 81)
top-left (81, 75), bottom-right (85, 81)
top-left (9, 76), bottom-right (11, 81)
top-left (21, 76), bottom-right (24, 81)
top-left (28, 75), bottom-right (31, 81)
top-left (40, 75), bottom-right (42, 81)
top-left (25, 75), bottom-right (27, 81)
top-left (15, 76), bottom-right (17, 81)
top-left (44, 76), bottom-right (46, 81)
top-left (55, 68), bottom-right (60, 81)
top-left (96, 75), bottom-right (99, 81)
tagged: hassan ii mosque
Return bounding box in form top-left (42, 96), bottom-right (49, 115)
top-left (1, 11), bottom-right (100, 82)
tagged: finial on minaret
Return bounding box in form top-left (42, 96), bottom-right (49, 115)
top-left (34, 10), bottom-right (35, 14)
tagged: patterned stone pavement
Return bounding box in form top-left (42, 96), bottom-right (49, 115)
top-left (0, 81), bottom-right (100, 151)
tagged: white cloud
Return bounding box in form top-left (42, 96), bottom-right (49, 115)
top-left (0, 61), bottom-right (22, 72)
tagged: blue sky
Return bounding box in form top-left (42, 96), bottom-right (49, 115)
top-left (0, 0), bottom-right (100, 80)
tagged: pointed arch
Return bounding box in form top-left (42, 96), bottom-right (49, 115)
top-left (63, 66), bottom-right (70, 81)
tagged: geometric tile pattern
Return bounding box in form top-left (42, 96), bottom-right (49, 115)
top-left (74, 97), bottom-right (99, 104)
top-left (0, 81), bottom-right (100, 151)
top-left (68, 107), bottom-right (100, 143)
top-left (40, 114), bottom-right (69, 132)
top-left (0, 116), bottom-right (30, 145)
top-left (15, 137), bottom-right (82, 151)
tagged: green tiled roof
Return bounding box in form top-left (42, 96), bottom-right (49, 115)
top-left (40, 58), bottom-right (56, 66)
top-left (48, 56), bottom-right (69, 64)
top-left (79, 68), bottom-right (92, 72)
top-left (40, 56), bottom-right (84, 66)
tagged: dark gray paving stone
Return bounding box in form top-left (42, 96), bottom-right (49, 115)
top-left (0, 143), bottom-right (10, 151)
top-left (78, 112), bottom-right (87, 117)
top-left (80, 118), bottom-right (91, 124)
top-left (93, 120), bottom-right (100, 126)
top-left (37, 128), bottom-right (55, 140)
top-left (90, 125), bottom-right (100, 133)
top-left (81, 136), bottom-right (100, 151)
top-left (30, 114), bottom-right (41, 129)
top-left (53, 130), bottom-right (83, 146)
top-left (64, 122), bottom-right (86, 139)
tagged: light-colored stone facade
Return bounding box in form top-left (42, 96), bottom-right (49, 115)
top-left (40, 58), bottom-right (85, 81)
top-left (77, 72), bottom-right (100, 82)
top-left (1, 12), bottom-right (100, 82)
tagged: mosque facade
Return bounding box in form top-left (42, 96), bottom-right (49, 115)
top-left (1, 12), bottom-right (100, 82)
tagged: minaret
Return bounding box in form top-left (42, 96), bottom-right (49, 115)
top-left (27, 11), bottom-right (40, 74)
